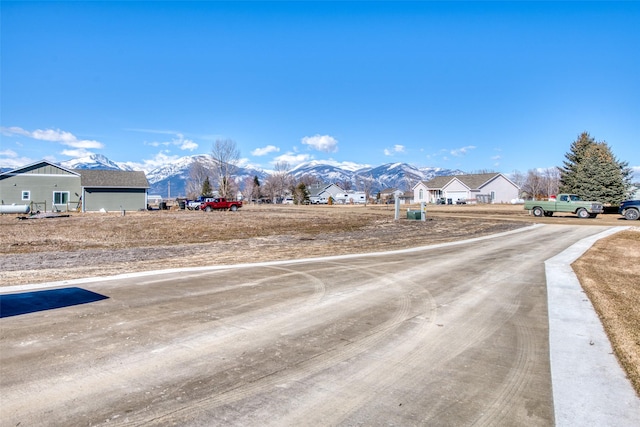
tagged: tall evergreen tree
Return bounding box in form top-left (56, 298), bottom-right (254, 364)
top-left (293, 182), bottom-right (310, 205)
top-left (574, 144), bottom-right (631, 204)
top-left (559, 132), bottom-right (596, 193)
top-left (252, 176), bottom-right (261, 201)
top-left (559, 132), bottom-right (632, 203)
top-left (201, 176), bottom-right (213, 197)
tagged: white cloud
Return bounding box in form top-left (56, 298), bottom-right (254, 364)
top-left (60, 148), bottom-right (94, 158)
top-left (31, 128), bottom-right (76, 143)
top-left (178, 137), bottom-right (198, 151)
top-left (384, 144), bottom-right (405, 156)
top-left (1, 126), bottom-right (31, 138)
top-left (69, 139), bottom-right (104, 149)
top-left (144, 141), bottom-right (167, 147)
top-left (1, 126), bottom-right (105, 151)
top-left (0, 149), bottom-right (18, 157)
top-left (145, 133), bottom-right (198, 151)
top-left (301, 134), bottom-right (338, 153)
top-left (125, 128), bottom-right (178, 136)
top-left (123, 151), bottom-right (181, 174)
top-left (450, 145), bottom-right (476, 157)
top-left (632, 166), bottom-right (640, 181)
top-left (251, 145), bottom-right (280, 156)
top-left (273, 152), bottom-right (311, 166)
top-left (0, 149), bottom-right (34, 169)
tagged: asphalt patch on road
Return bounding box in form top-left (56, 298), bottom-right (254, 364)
top-left (0, 287), bottom-right (108, 318)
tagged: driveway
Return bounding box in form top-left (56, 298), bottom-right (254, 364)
top-left (0, 224), bottom-right (623, 425)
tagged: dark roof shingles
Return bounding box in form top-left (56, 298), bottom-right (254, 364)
top-left (76, 170), bottom-right (149, 188)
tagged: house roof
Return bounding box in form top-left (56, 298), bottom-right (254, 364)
top-left (307, 183), bottom-right (330, 197)
top-left (307, 183), bottom-right (344, 197)
top-left (77, 170), bottom-right (149, 188)
top-left (379, 187), bottom-right (401, 194)
top-left (0, 160), bottom-right (79, 179)
top-left (421, 173), bottom-right (502, 190)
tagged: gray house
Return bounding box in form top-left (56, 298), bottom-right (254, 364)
top-left (307, 183), bottom-right (345, 204)
top-left (0, 160), bottom-right (149, 212)
top-left (413, 173), bottom-right (520, 204)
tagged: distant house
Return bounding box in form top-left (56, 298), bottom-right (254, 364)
top-left (379, 188), bottom-right (404, 203)
top-left (399, 191), bottom-right (414, 205)
top-left (0, 160), bottom-right (149, 212)
top-left (413, 173), bottom-right (520, 204)
top-left (307, 183), bottom-right (345, 204)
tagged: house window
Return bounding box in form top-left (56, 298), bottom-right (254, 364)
top-left (22, 191), bottom-right (30, 201)
top-left (53, 191), bottom-right (69, 205)
top-left (491, 191), bottom-right (495, 201)
top-left (419, 189), bottom-right (424, 200)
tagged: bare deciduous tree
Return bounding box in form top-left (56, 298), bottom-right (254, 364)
top-left (297, 174), bottom-right (320, 187)
top-left (186, 158), bottom-right (212, 199)
top-left (339, 180), bottom-right (352, 191)
top-left (356, 174), bottom-right (375, 206)
top-left (262, 174), bottom-right (279, 203)
top-left (522, 169), bottom-right (544, 199)
top-left (271, 161), bottom-right (294, 201)
top-left (543, 167), bottom-right (560, 198)
top-left (241, 175), bottom-right (261, 203)
top-left (521, 168), bottom-right (559, 199)
top-left (510, 170), bottom-right (526, 197)
top-left (211, 139), bottom-right (240, 199)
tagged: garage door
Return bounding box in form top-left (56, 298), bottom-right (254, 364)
top-left (446, 191), bottom-right (468, 202)
top-left (84, 188), bottom-right (146, 212)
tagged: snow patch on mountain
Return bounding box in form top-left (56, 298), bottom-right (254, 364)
top-left (60, 154), bottom-right (134, 171)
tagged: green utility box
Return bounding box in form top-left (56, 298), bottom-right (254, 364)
top-left (406, 210), bottom-right (423, 220)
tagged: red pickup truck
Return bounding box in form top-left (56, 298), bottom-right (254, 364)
top-left (200, 198), bottom-right (243, 212)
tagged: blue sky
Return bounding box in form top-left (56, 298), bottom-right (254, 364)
top-left (1, 1), bottom-right (638, 178)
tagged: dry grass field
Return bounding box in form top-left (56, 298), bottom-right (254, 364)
top-left (1, 202), bottom-right (638, 395)
top-left (1, 203), bottom-right (529, 285)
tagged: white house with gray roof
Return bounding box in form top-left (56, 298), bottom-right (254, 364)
top-left (412, 173), bottom-right (519, 204)
top-left (0, 160), bottom-right (149, 212)
top-left (307, 183), bottom-right (344, 204)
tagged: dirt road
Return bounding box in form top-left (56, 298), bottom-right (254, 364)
top-left (0, 224), bottom-right (612, 426)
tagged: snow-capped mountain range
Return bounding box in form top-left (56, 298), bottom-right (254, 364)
top-left (61, 154), bottom-right (135, 171)
top-left (59, 154), bottom-right (464, 197)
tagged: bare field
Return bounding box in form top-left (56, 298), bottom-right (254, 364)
top-left (0, 203), bottom-right (630, 288)
top-left (1, 204), bottom-right (532, 286)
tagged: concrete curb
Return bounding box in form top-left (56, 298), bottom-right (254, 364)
top-left (545, 226), bottom-right (640, 426)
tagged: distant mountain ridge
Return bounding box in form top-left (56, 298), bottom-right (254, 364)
top-left (61, 154), bottom-right (134, 171)
top-left (60, 154), bottom-right (464, 197)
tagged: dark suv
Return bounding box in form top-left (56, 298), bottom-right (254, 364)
top-left (619, 199), bottom-right (640, 220)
